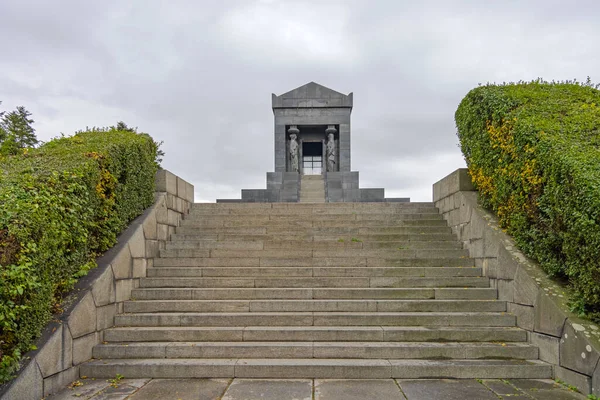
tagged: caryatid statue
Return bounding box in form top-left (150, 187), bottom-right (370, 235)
top-left (288, 126), bottom-right (300, 172)
top-left (326, 125), bottom-right (337, 172)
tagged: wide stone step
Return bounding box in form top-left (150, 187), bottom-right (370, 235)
top-left (164, 240), bottom-right (463, 250)
top-left (183, 213), bottom-right (444, 222)
top-left (131, 287), bottom-right (497, 300)
top-left (153, 257), bottom-right (475, 268)
top-left (170, 233), bottom-right (458, 242)
top-left (179, 219), bottom-right (449, 228)
top-left (175, 226), bottom-right (453, 235)
top-left (92, 341), bottom-right (538, 360)
top-left (104, 326), bottom-right (527, 343)
top-left (146, 266), bottom-right (482, 278)
top-left (158, 249), bottom-right (470, 259)
top-left (80, 358), bottom-right (551, 379)
top-left (124, 299), bottom-right (505, 313)
top-left (138, 276), bottom-right (488, 288)
top-left (114, 312), bottom-right (515, 327)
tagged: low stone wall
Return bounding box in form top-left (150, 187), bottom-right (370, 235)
top-left (433, 169), bottom-right (600, 396)
top-left (0, 170), bottom-right (194, 400)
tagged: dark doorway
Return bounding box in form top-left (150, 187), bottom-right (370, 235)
top-left (302, 142), bottom-right (322, 175)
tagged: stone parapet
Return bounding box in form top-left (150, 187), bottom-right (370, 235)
top-left (0, 170), bottom-right (194, 400)
top-left (433, 168), bottom-right (600, 396)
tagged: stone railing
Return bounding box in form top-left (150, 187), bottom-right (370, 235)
top-left (433, 169), bottom-right (600, 396)
top-left (0, 170), bottom-right (194, 400)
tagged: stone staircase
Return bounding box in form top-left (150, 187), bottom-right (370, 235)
top-left (81, 202), bottom-right (552, 379)
top-left (300, 175), bottom-right (325, 203)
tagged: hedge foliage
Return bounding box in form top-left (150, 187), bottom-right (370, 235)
top-left (0, 128), bottom-right (160, 382)
top-left (456, 80), bottom-right (600, 321)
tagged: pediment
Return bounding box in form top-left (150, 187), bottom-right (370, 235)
top-left (272, 82), bottom-right (353, 109)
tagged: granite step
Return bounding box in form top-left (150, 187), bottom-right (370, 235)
top-left (164, 240), bottom-right (463, 251)
top-left (179, 219), bottom-right (450, 228)
top-left (153, 257), bottom-right (475, 268)
top-left (170, 233), bottom-right (458, 242)
top-left (131, 287), bottom-right (497, 300)
top-left (114, 312), bottom-right (516, 327)
top-left (138, 276), bottom-right (489, 288)
top-left (80, 358), bottom-right (552, 379)
top-left (103, 326), bottom-right (527, 343)
top-left (175, 226), bottom-right (453, 235)
top-left (92, 341), bottom-right (538, 360)
top-left (183, 214), bottom-right (445, 221)
top-left (146, 266), bottom-right (483, 278)
top-left (158, 248), bottom-right (470, 259)
top-left (123, 299), bottom-right (505, 313)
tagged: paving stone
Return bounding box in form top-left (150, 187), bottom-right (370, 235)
top-left (397, 379), bottom-right (497, 400)
top-left (315, 379), bottom-right (405, 400)
top-left (86, 382), bottom-right (139, 400)
top-left (222, 379), bottom-right (312, 400)
top-left (129, 378), bottom-right (230, 400)
top-left (510, 379), bottom-right (587, 400)
top-left (481, 379), bottom-right (521, 395)
top-left (43, 366), bottom-right (79, 397)
top-left (45, 378), bottom-right (110, 399)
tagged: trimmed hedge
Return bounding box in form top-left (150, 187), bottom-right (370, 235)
top-left (455, 80), bottom-right (600, 321)
top-left (0, 128), bottom-right (160, 382)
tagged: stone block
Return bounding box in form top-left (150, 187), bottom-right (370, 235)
top-left (560, 321), bottom-right (600, 376)
top-left (91, 266), bottom-right (115, 307)
top-left (128, 226), bottom-right (146, 258)
top-left (111, 245), bottom-right (132, 279)
top-left (1, 359), bottom-right (43, 400)
top-left (593, 359), bottom-right (600, 396)
top-left (177, 177), bottom-right (187, 200)
top-left (155, 169), bottom-right (177, 195)
top-left (97, 303), bottom-right (118, 331)
top-left (146, 240), bottom-right (160, 258)
top-left (142, 207), bottom-right (157, 240)
top-left (432, 168), bottom-right (475, 202)
top-left (35, 324), bottom-right (72, 378)
top-left (72, 332), bottom-right (99, 365)
top-left (67, 292), bottom-right (97, 339)
top-left (43, 366), bottom-right (79, 397)
top-left (513, 266), bottom-right (538, 306)
top-left (167, 209), bottom-right (180, 226)
top-left (156, 198), bottom-right (169, 225)
top-left (166, 193), bottom-right (175, 209)
top-left (508, 302), bottom-right (534, 331)
top-left (186, 182), bottom-right (195, 203)
top-left (116, 279), bottom-right (134, 302)
top-left (496, 245), bottom-right (519, 280)
top-left (530, 332), bottom-right (560, 365)
top-left (157, 223), bottom-right (169, 241)
top-left (534, 292), bottom-right (567, 337)
top-left (555, 366), bottom-right (592, 395)
top-left (497, 279), bottom-right (514, 302)
top-left (133, 258), bottom-right (147, 278)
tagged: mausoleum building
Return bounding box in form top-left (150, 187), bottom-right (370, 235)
top-left (219, 82), bottom-right (406, 202)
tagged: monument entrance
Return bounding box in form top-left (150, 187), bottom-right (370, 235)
top-left (219, 82), bottom-right (407, 202)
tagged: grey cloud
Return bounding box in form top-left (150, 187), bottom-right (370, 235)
top-left (1, 0), bottom-right (600, 201)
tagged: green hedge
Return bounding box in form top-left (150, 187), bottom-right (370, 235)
top-left (455, 80), bottom-right (600, 321)
top-left (0, 128), bottom-right (159, 382)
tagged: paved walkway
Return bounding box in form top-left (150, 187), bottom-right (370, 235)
top-left (46, 377), bottom-right (587, 399)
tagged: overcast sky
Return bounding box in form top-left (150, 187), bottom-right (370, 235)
top-left (1, 0), bottom-right (599, 202)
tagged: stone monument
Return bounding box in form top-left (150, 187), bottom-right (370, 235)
top-left (218, 82), bottom-right (408, 202)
